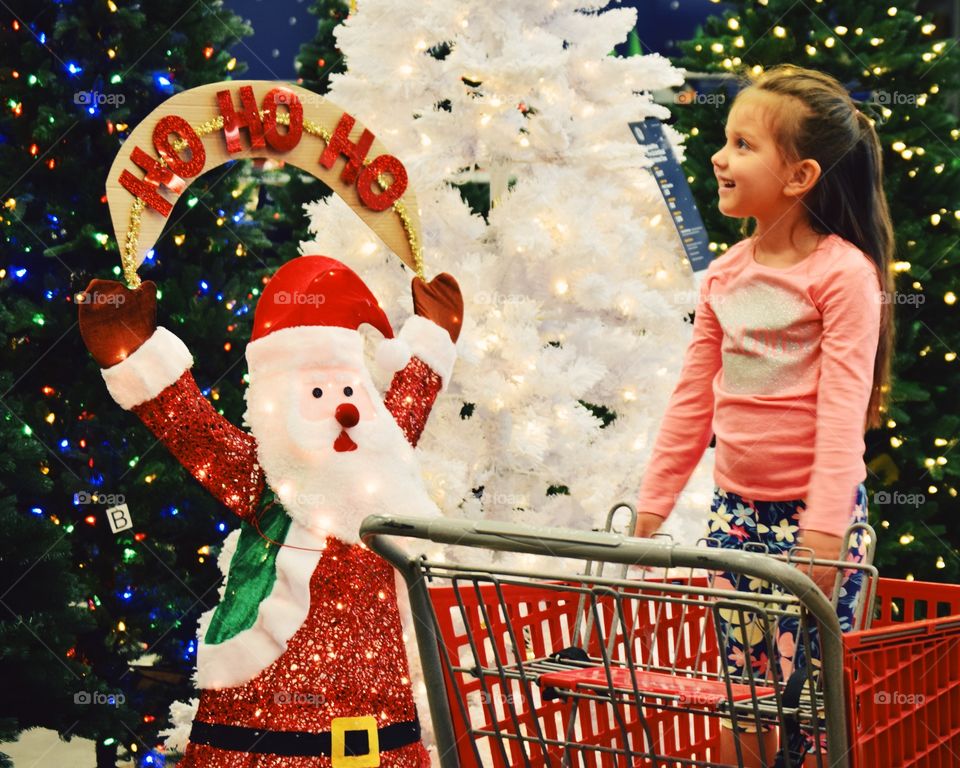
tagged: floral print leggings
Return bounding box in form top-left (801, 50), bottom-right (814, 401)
top-left (705, 483), bottom-right (868, 758)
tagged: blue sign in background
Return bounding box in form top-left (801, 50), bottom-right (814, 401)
top-left (629, 118), bottom-right (712, 273)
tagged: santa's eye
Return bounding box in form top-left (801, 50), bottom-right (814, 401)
top-left (312, 387), bottom-right (323, 398)
top-left (343, 386), bottom-right (354, 397)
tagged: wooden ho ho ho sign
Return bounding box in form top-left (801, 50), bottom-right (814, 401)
top-left (106, 80), bottom-right (422, 286)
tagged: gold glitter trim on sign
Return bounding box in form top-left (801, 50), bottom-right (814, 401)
top-left (387, 186), bottom-right (423, 279)
top-left (122, 199), bottom-right (146, 288)
top-left (121, 109), bottom-right (423, 287)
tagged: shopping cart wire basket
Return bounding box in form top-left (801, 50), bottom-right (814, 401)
top-left (361, 509), bottom-right (897, 768)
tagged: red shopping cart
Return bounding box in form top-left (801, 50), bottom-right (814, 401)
top-left (361, 508), bottom-right (960, 767)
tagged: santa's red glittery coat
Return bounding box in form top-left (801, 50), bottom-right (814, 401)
top-left (132, 357), bottom-right (443, 767)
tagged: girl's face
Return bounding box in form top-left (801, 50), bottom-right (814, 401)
top-left (710, 92), bottom-right (797, 220)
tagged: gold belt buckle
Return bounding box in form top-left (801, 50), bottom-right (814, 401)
top-left (331, 715), bottom-right (380, 767)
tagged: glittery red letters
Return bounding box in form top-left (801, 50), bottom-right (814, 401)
top-left (320, 112), bottom-right (409, 212)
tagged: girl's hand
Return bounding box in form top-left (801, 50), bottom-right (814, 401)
top-left (796, 529), bottom-right (845, 598)
top-left (633, 512), bottom-right (664, 538)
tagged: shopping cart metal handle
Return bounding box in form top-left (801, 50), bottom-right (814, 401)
top-left (361, 513), bottom-right (851, 768)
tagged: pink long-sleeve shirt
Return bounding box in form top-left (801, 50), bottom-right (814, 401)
top-left (637, 233), bottom-right (882, 537)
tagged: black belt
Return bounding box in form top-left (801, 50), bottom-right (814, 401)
top-left (189, 716), bottom-right (420, 758)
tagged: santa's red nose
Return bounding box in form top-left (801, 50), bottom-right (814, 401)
top-left (335, 402), bottom-right (360, 429)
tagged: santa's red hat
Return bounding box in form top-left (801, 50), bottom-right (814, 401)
top-left (246, 255), bottom-right (393, 375)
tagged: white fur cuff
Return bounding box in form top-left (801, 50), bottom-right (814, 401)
top-left (398, 315), bottom-right (457, 383)
top-left (101, 326), bottom-right (193, 410)
top-left (246, 325), bottom-right (367, 377)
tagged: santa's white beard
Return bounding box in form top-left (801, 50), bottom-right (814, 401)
top-left (243, 367), bottom-right (441, 543)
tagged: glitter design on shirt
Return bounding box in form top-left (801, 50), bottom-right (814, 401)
top-left (712, 281), bottom-right (820, 396)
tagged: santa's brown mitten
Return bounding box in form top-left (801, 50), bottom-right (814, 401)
top-left (78, 280), bottom-right (158, 368)
top-left (411, 273), bottom-right (463, 343)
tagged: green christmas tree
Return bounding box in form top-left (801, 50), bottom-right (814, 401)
top-left (296, 0), bottom-right (350, 94)
top-left (0, 372), bottom-right (137, 767)
top-left (0, 2), bottom-right (328, 765)
top-left (672, 1), bottom-right (960, 581)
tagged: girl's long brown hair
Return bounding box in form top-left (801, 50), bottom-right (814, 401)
top-left (734, 64), bottom-right (895, 431)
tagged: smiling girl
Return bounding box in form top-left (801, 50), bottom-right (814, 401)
top-left (634, 64), bottom-right (895, 766)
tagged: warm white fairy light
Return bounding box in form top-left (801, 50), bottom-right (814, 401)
top-left (299, 0), bottom-right (706, 554)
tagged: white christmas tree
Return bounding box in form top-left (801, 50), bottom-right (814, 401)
top-left (301, 0), bottom-right (715, 551)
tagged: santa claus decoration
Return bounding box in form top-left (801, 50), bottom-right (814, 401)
top-left (80, 81), bottom-right (464, 767)
top-left (79, 258), bottom-right (462, 766)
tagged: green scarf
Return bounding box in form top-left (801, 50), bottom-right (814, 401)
top-left (204, 493), bottom-right (292, 645)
